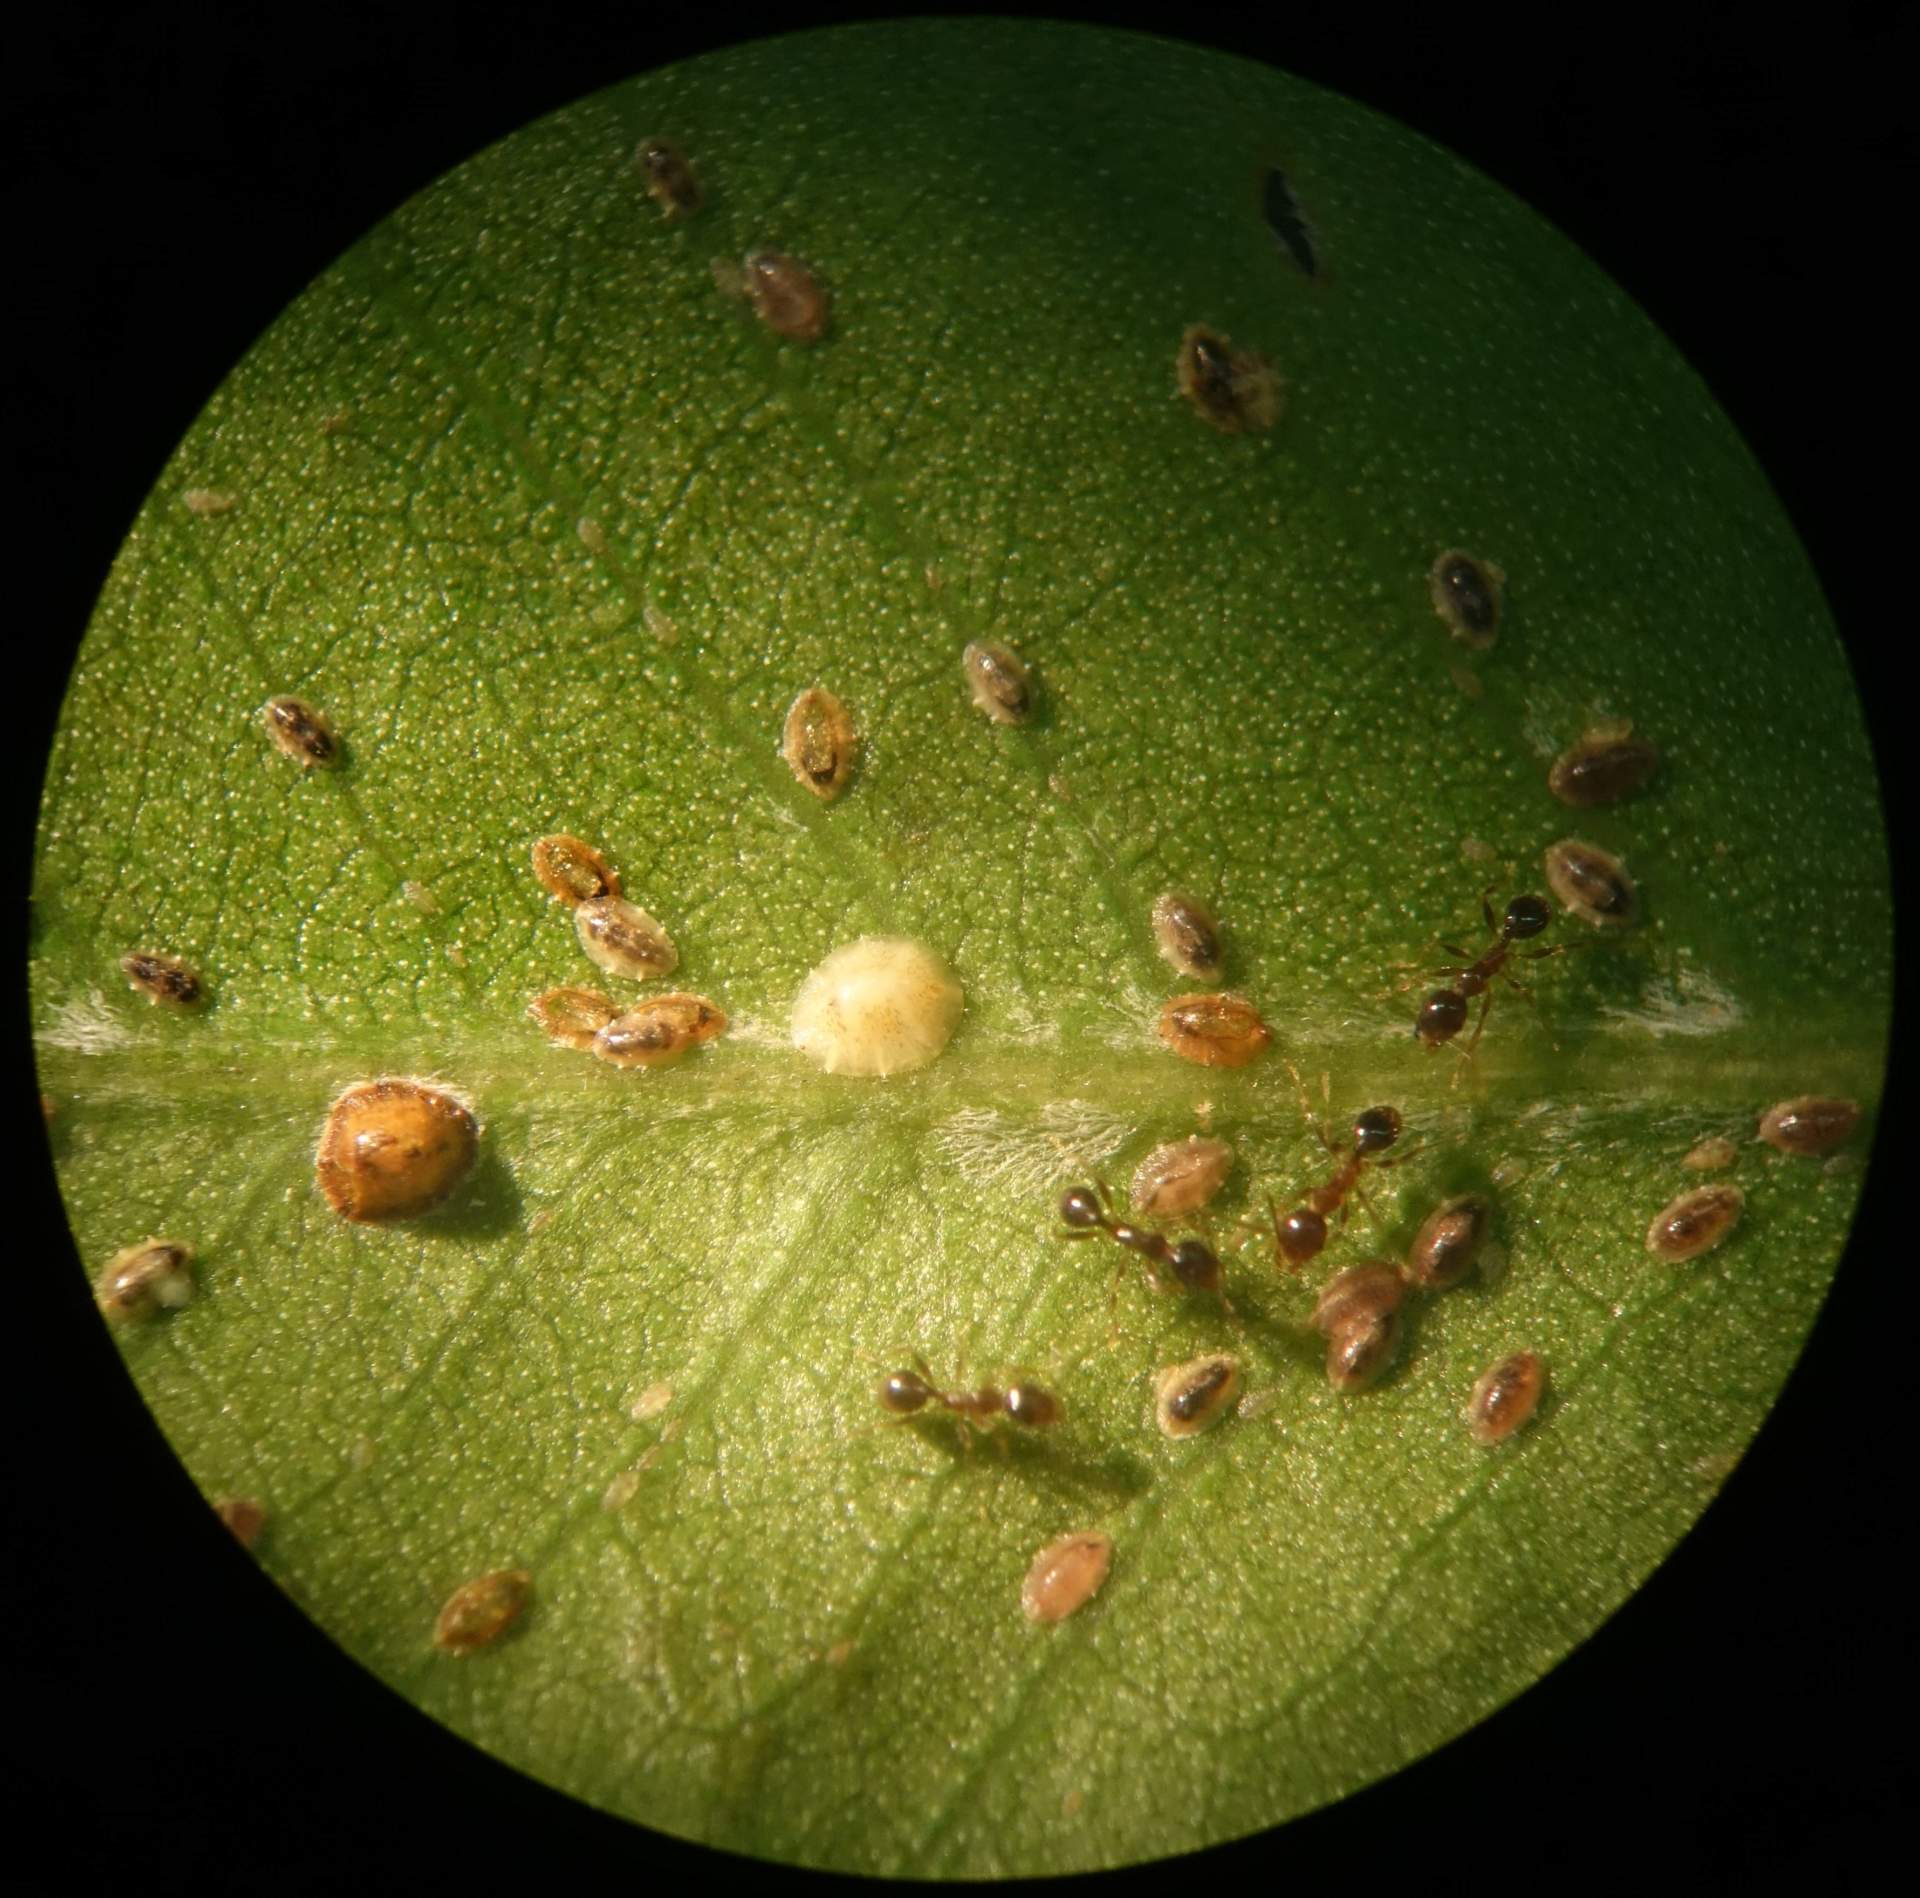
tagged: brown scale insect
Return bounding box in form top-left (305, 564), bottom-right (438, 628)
top-left (1414, 890), bottom-right (1581, 1052)
top-left (962, 639), bottom-right (1033, 725)
top-left (314, 1079), bottom-right (479, 1224)
top-left (1310, 1262), bottom-right (1405, 1393)
top-left (1646, 1183), bottom-right (1744, 1262)
top-left (1131, 1135), bottom-right (1233, 1219)
top-left (95, 1237), bottom-right (194, 1322)
top-left (1059, 1181), bottom-right (1230, 1312)
top-left (1021, 1531), bottom-right (1112, 1625)
top-left (1266, 1104), bottom-right (1404, 1270)
top-left (574, 894), bottom-right (677, 981)
top-left (592, 993), bottom-right (726, 1069)
top-left (1548, 726), bottom-right (1660, 807)
top-left (636, 137), bottom-right (701, 219)
top-left (432, 1568), bottom-right (533, 1656)
top-left (1466, 1351), bottom-right (1546, 1445)
top-left (1544, 837), bottom-right (1638, 929)
top-left (528, 985), bottom-right (618, 1052)
top-left (1151, 891), bottom-right (1223, 980)
top-left (1175, 324), bottom-right (1281, 432)
top-left (120, 951), bottom-right (202, 1010)
top-left (730, 248), bottom-right (830, 343)
top-left (1403, 1191), bottom-right (1492, 1291)
top-left (1157, 992), bottom-right (1269, 1069)
top-left (531, 833), bottom-right (621, 906)
top-left (877, 1354), bottom-right (1063, 1433)
top-left (781, 685), bottom-right (858, 799)
top-left (1428, 549), bottom-right (1505, 650)
top-left (261, 695), bottom-right (338, 767)
top-left (1757, 1096), bottom-right (1861, 1158)
top-left (213, 1497), bottom-right (267, 1548)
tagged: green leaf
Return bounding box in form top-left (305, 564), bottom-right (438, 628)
top-left (32, 19), bottom-right (1888, 1876)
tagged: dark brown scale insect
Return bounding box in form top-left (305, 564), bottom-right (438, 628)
top-left (120, 951), bottom-right (202, 1010)
top-left (1757, 1095), bottom-right (1861, 1158)
top-left (1415, 889), bottom-right (1579, 1052)
top-left (262, 695), bottom-right (338, 767)
top-left (877, 1355), bottom-right (1063, 1432)
top-left (1645, 1183), bottom-right (1744, 1262)
top-left (1547, 728), bottom-right (1660, 807)
top-left (1403, 1192), bottom-right (1491, 1291)
top-left (739, 248), bottom-right (830, 343)
top-left (1059, 1181), bottom-right (1230, 1314)
top-left (1151, 891), bottom-right (1222, 980)
top-left (1310, 1262), bottom-right (1405, 1393)
top-left (636, 137), bottom-right (701, 219)
top-left (1428, 549), bottom-right (1504, 649)
top-left (1467, 1351), bottom-right (1546, 1445)
top-left (1543, 837), bottom-right (1638, 928)
top-left (1267, 1106), bottom-right (1403, 1269)
top-left (1175, 323), bottom-right (1281, 433)
top-left (1157, 992), bottom-right (1270, 1068)
top-left (1154, 1353), bottom-right (1240, 1438)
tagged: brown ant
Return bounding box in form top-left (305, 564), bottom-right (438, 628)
top-left (1414, 889), bottom-right (1579, 1053)
top-left (877, 1355), bottom-right (1063, 1432)
top-left (1058, 1183), bottom-right (1233, 1317)
top-left (1265, 1100), bottom-right (1405, 1270)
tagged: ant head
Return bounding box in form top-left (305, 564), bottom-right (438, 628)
top-left (1352, 1106), bottom-right (1403, 1154)
top-left (1503, 893), bottom-right (1553, 940)
top-left (1277, 1207), bottom-right (1328, 1264)
top-left (1168, 1238), bottom-right (1222, 1292)
top-left (1059, 1186), bottom-right (1105, 1228)
top-left (1415, 990), bottom-right (1468, 1046)
top-left (878, 1369), bottom-right (934, 1415)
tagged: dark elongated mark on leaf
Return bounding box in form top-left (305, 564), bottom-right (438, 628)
top-left (120, 950), bottom-right (203, 1010)
top-left (1262, 165), bottom-right (1318, 277)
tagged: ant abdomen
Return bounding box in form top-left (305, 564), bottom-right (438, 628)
top-left (1415, 991), bottom-right (1470, 1047)
top-left (1168, 1238), bottom-right (1223, 1293)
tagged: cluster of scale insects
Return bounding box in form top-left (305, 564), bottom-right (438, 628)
top-left (81, 133), bottom-right (1877, 1652)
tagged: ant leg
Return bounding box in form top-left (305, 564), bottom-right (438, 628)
top-left (1461, 985), bottom-right (1495, 1056)
top-left (1479, 885), bottom-right (1501, 935)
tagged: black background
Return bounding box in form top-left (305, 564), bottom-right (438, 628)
top-left (7, 4), bottom-right (1910, 1892)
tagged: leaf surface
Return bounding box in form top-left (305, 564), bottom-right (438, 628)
top-left (32, 21), bottom-right (1889, 1876)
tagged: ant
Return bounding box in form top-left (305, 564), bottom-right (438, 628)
top-left (1265, 1097), bottom-right (1405, 1270)
top-left (1414, 889), bottom-right (1580, 1053)
top-left (1058, 1183), bottom-right (1233, 1317)
top-left (877, 1355), bottom-right (1064, 1432)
